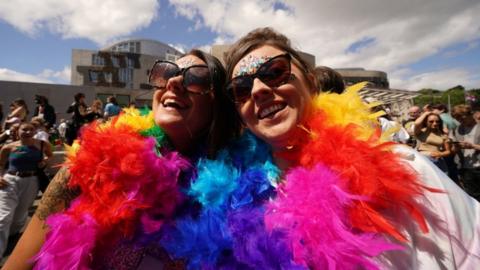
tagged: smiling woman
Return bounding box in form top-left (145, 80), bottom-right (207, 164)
top-left (222, 27), bottom-right (480, 269)
top-left (2, 49), bottom-right (239, 270)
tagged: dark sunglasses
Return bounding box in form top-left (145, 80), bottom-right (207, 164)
top-left (226, 54), bottom-right (292, 103)
top-left (148, 61), bottom-right (212, 95)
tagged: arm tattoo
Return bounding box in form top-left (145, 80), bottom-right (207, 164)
top-left (35, 167), bottom-right (80, 221)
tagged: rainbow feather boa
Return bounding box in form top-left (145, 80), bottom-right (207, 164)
top-left (35, 84), bottom-right (434, 269)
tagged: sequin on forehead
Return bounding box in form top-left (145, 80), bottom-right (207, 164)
top-left (234, 55), bottom-right (272, 77)
top-left (177, 58), bottom-right (196, 69)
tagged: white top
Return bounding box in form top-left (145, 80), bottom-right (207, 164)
top-left (33, 130), bottom-right (49, 143)
top-left (379, 117), bottom-right (410, 143)
top-left (379, 145), bottom-right (480, 269)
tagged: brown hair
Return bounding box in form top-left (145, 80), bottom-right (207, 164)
top-left (422, 113), bottom-right (443, 131)
top-left (314, 66), bottom-right (345, 94)
top-left (185, 49), bottom-right (240, 157)
top-left (224, 27), bottom-right (316, 89)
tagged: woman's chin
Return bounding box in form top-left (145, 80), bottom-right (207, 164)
top-left (254, 124), bottom-right (297, 151)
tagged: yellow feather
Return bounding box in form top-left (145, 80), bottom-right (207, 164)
top-left (312, 82), bottom-right (383, 141)
top-left (113, 108), bottom-right (155, 133)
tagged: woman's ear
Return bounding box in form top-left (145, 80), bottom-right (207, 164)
top-left (306, 72), bottom-right (319, 94)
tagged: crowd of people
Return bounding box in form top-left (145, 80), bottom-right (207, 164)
top-left (0, 28), bottom-right (479, 269)
top-left (0, 94), bottom-right (122, 261)
top-left (400, 103), bottom-right (480, 201)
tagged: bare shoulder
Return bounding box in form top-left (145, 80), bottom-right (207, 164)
top-left (35, 166), bottom-right (80, 221)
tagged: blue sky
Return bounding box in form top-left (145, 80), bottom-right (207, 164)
top-left (0, 0), bottom-right (479, 91)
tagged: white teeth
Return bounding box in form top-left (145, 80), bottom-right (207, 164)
top-left (163, 99), bottom-right (182, 108)
top-left (259, 104), bottom-right (285, 119)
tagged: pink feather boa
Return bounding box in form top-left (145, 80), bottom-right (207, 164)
top-left (265, 164), bottom-right (400, 269)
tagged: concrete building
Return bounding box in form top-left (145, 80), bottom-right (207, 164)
top-left (71, 39), bottom-right (183, 91)
top-left (335, 68), bottom-right (389, 89)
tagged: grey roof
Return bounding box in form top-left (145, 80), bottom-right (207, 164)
top-left (358, 87), bottom-right (419, 104)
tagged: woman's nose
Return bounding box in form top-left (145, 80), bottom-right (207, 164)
top-left (251, 78), bottom-right (274, 102)
top-left (165, 75), bottom-right (185, 93)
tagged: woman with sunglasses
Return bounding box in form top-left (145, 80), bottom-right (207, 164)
top-left (218, 27), bottom-right (480, 269)
top-left (414, 110), bottom-right (452, 172)
top-left (3, 49), bottom-right (239, 270)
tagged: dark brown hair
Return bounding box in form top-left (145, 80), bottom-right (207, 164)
top-left (224, 27), bottom-right (316, 89)
top-left (186, 49), bottom-right (240, 157)
top-left (314, 66), bottom-right (345, 94)
top-left (422, 113), bottom-right (443, 131)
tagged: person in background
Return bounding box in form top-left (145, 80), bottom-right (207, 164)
top-left (65, 93), bottom-right (87, 145)
top-left (414, 109), bottom-right (452, 172)
top-left (85, 99), bottom-right (103, 123)
top-left (0, 122), bottom-right (52, 259)
top-left (33, 95), bottom-right (56, 129)
top-left (431, 103), bottom-right (460, 182)
top-left (451, 104), bottom-right (480, 201)
top-left (0, 123), bottom-right (20, 147)
top-left (402, 105), bottom-right (421, 147)
top-left (104, 96), bottom-right (121, 119)
top-left (314, 66), bottom-right (345, 94)
top-left (4, 99), bottom-right (28, 130)
top-left (57, 119), bottom-right (67, 143)
top-left (31, 117), bottom-right (50, 144)
top-left (473, 105), bottom-right (480, 124)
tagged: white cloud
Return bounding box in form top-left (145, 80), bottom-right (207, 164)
top-left (0, 68), bottom-right (52, 83)
top-left (168, 43), bottom-right (188, 54)
top-left (390, 68), bottom-right (480, 90)
top-left (0, 66), bottom-right (71, 84)
top-left (168, 0), bottom-right (480, 89)
top-left (0, 0), bottom-right (159, 45)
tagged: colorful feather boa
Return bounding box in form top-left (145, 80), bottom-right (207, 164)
top-left (35, 84), bottom-right (435, 269)
top-left (34, 108), bottom-right (190, 269)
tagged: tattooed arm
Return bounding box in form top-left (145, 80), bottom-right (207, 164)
top-left (35, 167), bottom-right (79, 221)
top-left (2, 167), bottom-right (80, 270)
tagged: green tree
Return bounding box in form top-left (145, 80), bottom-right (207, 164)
top-left (413, 85), bottom-right (467, 107)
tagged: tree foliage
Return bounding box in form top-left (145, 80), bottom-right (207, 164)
top-left (413, 85), bottom-right (480, 108)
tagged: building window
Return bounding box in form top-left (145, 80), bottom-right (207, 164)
top-left (104, 72), bottom-right (112, 83)
top-left (92, 54), bottom-right (105, 66)
top-left (166, 53), bottom-right (179, 62)
top-left (118, 68), bottom-right (133, 84)
top-left (111, 56), bottom-right (120, 67)
top-left (127, 57), bottom-right (134, 68)
top-left (89, 70), bottom-right (99, 82)
top-left (135, 42), bottom-right (140, 53)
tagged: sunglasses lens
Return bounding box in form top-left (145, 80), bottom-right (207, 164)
top-left (228, 55), bottom-right (291, 103)
top-left (149, 62), bottom-right (178, 88)
top-left (183, 66), bottom-right (211, 93)
top-left (228, 76), bottom-right (254, 103)
top-left (257, 56), bottom-right (291, 88)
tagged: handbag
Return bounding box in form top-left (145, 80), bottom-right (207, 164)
top-left (37, 141), bottom-right (50, 193)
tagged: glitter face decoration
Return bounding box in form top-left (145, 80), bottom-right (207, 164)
top-left (177, 58), bottom-right (197, 69)
top-left (234, 55), bottom-right (272, 77)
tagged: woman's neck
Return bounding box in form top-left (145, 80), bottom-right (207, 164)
top-left (20, 137), bottom-right (35, 145)
top-left (273, 155), bottom-right (291, 171)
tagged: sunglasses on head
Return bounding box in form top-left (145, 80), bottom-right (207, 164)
top-left (148, 61), bottom-right (212, 95)
top-left (226, 54), bottom-right (292, 103)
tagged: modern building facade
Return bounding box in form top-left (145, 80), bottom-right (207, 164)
top-left (71, 39), bottom-right (183, 91)
top-left (335, 68), bottom-right (389, 89)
